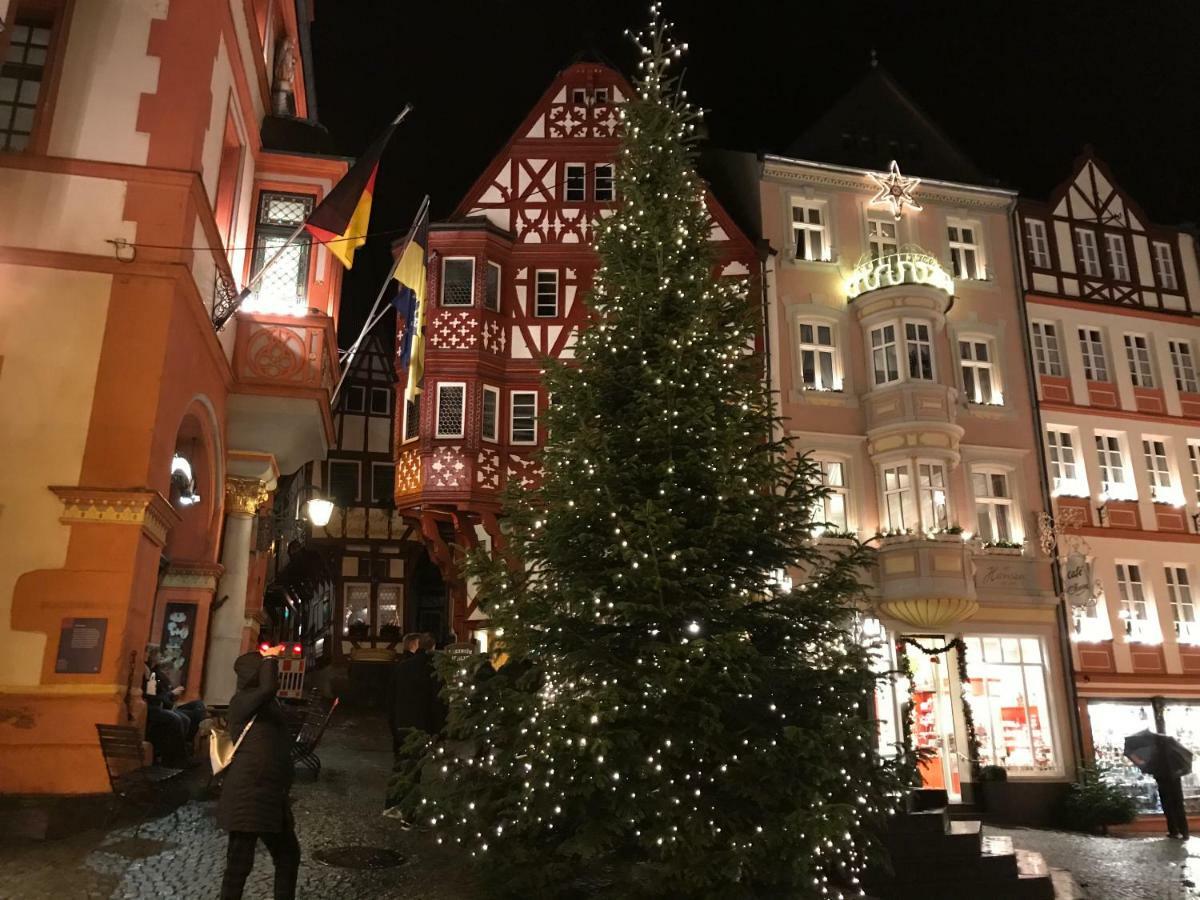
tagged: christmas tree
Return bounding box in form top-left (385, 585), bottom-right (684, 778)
top-left (418, 8), bottom-right (903, 897)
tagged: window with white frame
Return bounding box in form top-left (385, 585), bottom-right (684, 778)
top-left (905, 321), bottom-right (934, 380)
top-left (959, 338), bottom-right (999, 404)
top-left (250, 192), bottom-right (314, 310)
top-left (1024, 218), bottom-right (1051, 268)
top-left (595, 164), bottom-right (615, 202)
top-left (947, 221), bottom-right (982, 279)
top-left (1166, 566), bottom-right (1199, 642)
top-left (370, 462), bottom-right (394, 504)
top-left (1074, 227), bottom-right (1102, 277)
top-left (593, 87), bottom-right (608, 104)
top-left (1078, 328), bottom-right (1109, 382)
top-left (565, 163), bottom-right (586, 202)
top-left (870, 323), bottom-right (900, 386)
top-left (1190, 442), bottom-right (1200, 505)
top-left (1046, 428), bottom-right (1083, 494)
top-left (1143, 438), bottom-right (1178, 505)
top-left (962, 636), bottom-right (1058, 773)
top-left (972, 469), bottom-right (1015, 543)
top-left (1169, 339), bottom-right (1199, 393)
top-left (441, 258), bottom-right (474, 306)
top-left (917, 462), bottom-right (949, 531)
top-left (790, 201), bottom-right (828, 262)
top-left (403, 395), bottom-right (420, 442)
top-left (1153, 241), bottom-right (1178, 290)
top-left (1115, 563), bottom-right (1156, 640)
top-left (1030, 321), bottom-right (1063, 376)
top-left (535, 270), bottom-right (558, 317)
top-left (1123, 334), bottom-right (1156, 388)
top-left (481, 385), bottom-right (499, 442)
top-left (328, 460), bottom-right (360, 505)
top-left (867, 213), bottom-right (898, 259)
top-left (813, 459), bottom-right (849, 532)
top-left (435, 383), bottom-right (466, 438)
top-left (1103, 233), bottom-right (1130, 281)
top-left (881, 464), bottom-right (916, 532)
top-left (1094, 433), bottom-right (1130, 495)
top-left (370, 387), bottom-right (390, 416)
top-left (510, 391), bottom-right (538, 444)
top-left (484, 261), bottom-right (501, 312)
top-left (798, 321), bottom-right (839, 391)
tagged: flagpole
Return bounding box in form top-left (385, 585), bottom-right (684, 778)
top-left (331, 193), bottom-right (430, 406)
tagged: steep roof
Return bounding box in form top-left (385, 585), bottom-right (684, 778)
top-left (786, 65), bottom-right (987, 185)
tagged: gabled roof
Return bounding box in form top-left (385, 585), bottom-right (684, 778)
top-left (786, 65), bottom-right (987, 186)
top-left (1031, 147), bottom-right (1161, 234)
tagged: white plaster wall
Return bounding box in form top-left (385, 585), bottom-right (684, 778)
top-left (199, 37), bottom-right (236, 204)
top-left (46, 0), bottom-right (165, 165)
top-left (0, 265), bottom-right (112, 685)
top-left (0, 169), bottom-right (134, 255)
top-left (227, 0), bottom-right (266, 122)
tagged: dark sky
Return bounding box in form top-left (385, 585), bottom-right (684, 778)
top-left (311, 0), bottom-right (1200, 344)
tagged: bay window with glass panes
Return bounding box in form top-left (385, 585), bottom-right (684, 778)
top-left (248, 191), bottom-right (315, 312)
top-left (972, 469), bottom-right (1016, 545)
top-left (877, 459), bottom-right (950, 534)
top-left (797, 321), bottom-right (839, 391)
top-left (868, 319), bottom-right (934, 387)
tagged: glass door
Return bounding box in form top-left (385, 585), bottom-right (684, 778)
top-left (909, 640), bottom-right (963, 801)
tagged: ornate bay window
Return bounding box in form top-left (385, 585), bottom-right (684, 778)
top-left (247, 191), bottom-right (314, 313)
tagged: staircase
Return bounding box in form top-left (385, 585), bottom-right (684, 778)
top-left (865, 790), bottom-right (1057, 900)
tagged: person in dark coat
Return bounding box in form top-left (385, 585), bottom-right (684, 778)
top-left (217, 646), bottom-right (300, 900)
top-left (145, 645), bottom-right (208, 741)
top-left (385, 633), bottom-right (447, 817)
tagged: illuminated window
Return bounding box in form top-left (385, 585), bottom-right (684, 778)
top-left (1095, 433), bottom-right (1129, 493)
top-left (813, 459), bottom-right (848, 532)
top-left (595, 164), bottom-right (615, 202)
top-left (377, 585), bottom-right (402, 634)
top-left (917, 462), bottom-right (949, 531)
top-left (1074, 228), bottom-right (1102, 277)
top-left (1115, 563), bottom-right (1156, 641)
top-left (1143, 439), bottom-right (1172, 489)
top-left (510, 391), bottom-right (538, 445)
top-left (1104, 234), bottom-right (1130, 281)
top-left (867, 214), bottom-right (897, 259)
top-left (1078, 328), bottom-right (1109, 382)
top-left (905, 321), bottom-right (934, 380)
top-left (0, 19), bottom-right (53, 151)
top-left (960, 339), bottom-right (998, 404)
top-left (791, 201), bottom-right (828, 262)
top-left (1123, 334), bottom-right (1156, 388)
top-left (972, 469), bottom-right (1014, 543)
top-left (484, 262), bottom-right (501, 312)
top-left (535, 270), bottom-right (558, 317)
top-left (881, 464), bottom-right (916, 531)
top-left (1169, 340), bottom-right (1198, 393)
top-left (441, 258), bottom-right (474, 307)
top-left (343, 583), bottom-right (371, 636)
top-left (435, 383), bottom-right (466, 439)
top-left (565, 163), bottom-right (586, 202)
top-left (798, 321), bottom-right (838, 391)
top-left (1153, 241), bottom-right (1178, 290)
top-left (481, 385), bottom-right (499, 443)
top-left (963, 637), bottom-right (1057, 774)
top-left (1166, 566), bottom-right (1198, 641)
top-left (1030, 321), bottom-right (1062, 377)
top-left (869, 323), bottom-right (900, 386)
top-left (250, 192), bottom-right (314, 310)
top-left (1025, 219), bottom-right (1051, 268)
top-left (947, 221), bottom-right (982, 279)
top-left (1046, 428), bottom-right (1080, 488)
top-left (1189, 442), bottom-right (1200, 505)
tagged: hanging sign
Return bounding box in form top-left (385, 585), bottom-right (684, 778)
top-left (1062, 551), bottom-right (1095, 608)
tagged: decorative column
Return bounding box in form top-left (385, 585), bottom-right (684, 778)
top-left (203, 476), bottom-right (268, 704)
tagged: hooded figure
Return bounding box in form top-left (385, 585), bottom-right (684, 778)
top-left (217, 650), bottom-right (300, 900)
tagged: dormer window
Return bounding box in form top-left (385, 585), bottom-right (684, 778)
top-left (593, 87), bottom-right (609, 104)
top-left (1074, 228), bottom-right (1102, 277)
top-left (1104, 234), bottom-right (1130, 281)
top-left (571, 88), bottom-right (587, 105)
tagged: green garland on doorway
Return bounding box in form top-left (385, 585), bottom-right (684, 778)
top-left (895, 636), bottom-right (982, 782)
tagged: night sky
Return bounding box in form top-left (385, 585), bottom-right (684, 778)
top-left (311, 1), bottom-right (1200, 344)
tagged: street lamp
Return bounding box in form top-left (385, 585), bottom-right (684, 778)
top-left (305, 494), bottom-right (335, 527)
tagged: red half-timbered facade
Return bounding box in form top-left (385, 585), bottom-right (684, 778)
top-left (394, 61), bottom-right (757, 642)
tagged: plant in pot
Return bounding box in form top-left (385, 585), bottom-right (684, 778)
top-left (977, 764), bottom-right (1008, 814)
top-left (1056, 766), bottom-right (1138, 834)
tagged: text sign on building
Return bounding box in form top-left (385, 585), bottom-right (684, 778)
top-left (1062, 552), bottom-right (1095, 608)
top-left (55, 617), bottom-right (108, 674)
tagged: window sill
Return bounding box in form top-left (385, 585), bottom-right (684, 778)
top-left (783, 255), bottom-right (839, 269)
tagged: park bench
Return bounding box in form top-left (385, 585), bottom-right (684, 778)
top-left (95, 723), bottom-right (182, 804)
top-left (291, 694), bottom-right (339, 777)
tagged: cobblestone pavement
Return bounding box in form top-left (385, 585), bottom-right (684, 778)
top-left (0, 709), bottom-right (480, 900)
top-left (991, 825), bottom-right (1200, 900)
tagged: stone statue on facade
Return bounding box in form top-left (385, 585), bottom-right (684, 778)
top-left (271, 38), bottom-right (296, 117)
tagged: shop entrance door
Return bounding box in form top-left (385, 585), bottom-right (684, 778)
top-left (908, 639), bottom-right (964, 801)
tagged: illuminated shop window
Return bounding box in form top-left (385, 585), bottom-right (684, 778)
top-left (1086, 701), bottom-right (1158, 813)
top-left (963, 636), bottom-right (1057, 774)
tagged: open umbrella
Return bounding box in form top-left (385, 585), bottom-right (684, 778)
top-left (1124, 729), bottom-right (1194, 779)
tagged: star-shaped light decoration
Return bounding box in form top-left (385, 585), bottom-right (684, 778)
top-left (868, 160), bottom-right (922, 221)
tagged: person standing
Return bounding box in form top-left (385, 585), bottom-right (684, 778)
top-left (1150, 734), bottom-right (1190, 840)
top-left (385, 633), bottom-right (446, 818)
top-left (217, 645), bottom-right (301, 900)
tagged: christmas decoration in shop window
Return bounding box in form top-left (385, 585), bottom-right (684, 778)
top-left (400, 8), bottom-right (906, 898)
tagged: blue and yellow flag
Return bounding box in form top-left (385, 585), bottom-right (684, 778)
top-left (392, 210), bottom-right (429, 404)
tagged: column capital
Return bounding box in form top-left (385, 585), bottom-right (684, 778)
top-left (224, 476), bottom-right (269, 517)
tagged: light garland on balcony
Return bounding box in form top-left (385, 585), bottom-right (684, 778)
top-left (844, 250), bottom-right (955, 300)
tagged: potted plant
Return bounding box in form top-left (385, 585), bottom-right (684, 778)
top-left (1056, 766), bottom-right (1137, 835)
top-left (977, 764), bottom-right (1008, 813)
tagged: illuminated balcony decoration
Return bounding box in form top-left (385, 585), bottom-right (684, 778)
top-left (845, 248), bottom-right (955, 300)
top-left (868, 159), bottom-right (923, 221)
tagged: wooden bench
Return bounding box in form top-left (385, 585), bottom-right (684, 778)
top-left (291, 695), bottom-right (339, 777)
top-left (95, 724), bottom-right (182, 804)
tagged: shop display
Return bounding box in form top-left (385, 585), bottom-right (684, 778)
top-left (963, 637), bottom-right (1057, 774)
top-left (1086, 701), bottom-right (1160, 814)
top-left (1162, 703), bottom-right (1200, 815)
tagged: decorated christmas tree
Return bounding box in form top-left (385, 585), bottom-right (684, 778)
top-left (417, 7), bottom-right (903, 897)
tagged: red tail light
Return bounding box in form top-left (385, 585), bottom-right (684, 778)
top-left (292, 644), bottom-right (302, 655)
top-left (259, 643), bottom-right (270, 652)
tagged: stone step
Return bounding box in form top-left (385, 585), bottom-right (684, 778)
top-left (886, 818), bottom-right (982, 861)
top-left (887, 807), bottom-right (947, 834)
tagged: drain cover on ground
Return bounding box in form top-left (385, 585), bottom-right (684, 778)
top-left (100, 837), bottom-right (174, 859)
top-left (312, 845), bottom-right (405, 869)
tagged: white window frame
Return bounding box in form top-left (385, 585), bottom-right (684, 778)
top-left (592, 87), bottom-right (609, 104)
top-left (880, 463), bottom-right (916, 532)
top-left (947, 219), bottom-right (983, 280)
top-left (798, 320), bottom-right (840, 391)
top-left (1115, 562), bottom-right (1159, 643)
top-left (1078, 327), bottom-right (1109, 382)
top-left (1153, 240), bottom-right (1178, 290)
top-left (959, 336), bottom-right (1000, 404)
top-left (1143, 437), bottom-right (1180, 505)
top-left (481, 385), bottom-right (500, 443)
top-left (402, 394), bottom-right (420, 443)
top-left (1094, 432), bottom-right (1132, 498)
top-left (370, 387), bottom-right (391, 416)
top-left (594, 163), bottom-right (615, 202)
top-left (534, 270), bottom-right (559, 318)
top-left (1103, 233), bottom-right (1130, 282)
top-left (564, 163), bottom-right (586, 202)
top-left (509, 391), bottom-right (538, 445)
top-left (1074, 227), bottom-right (1102, 277)
top-left (1025, 218), bottom-right (1051, 268)
top-left (370, 462), bottom-right (394, 504)
top-left (440, 257), bottom-right (475, 307)
top-left (867, 212), bottom-right (898, 260)
top-left (972, 467), bottom-right (1016, 544)
top-left (570, 88), bottom-right (587, 106)
top-left (1046, 427), bottom-right (1085, 496)
top-left (434, 382), bottom-right (467, 439)
top-left (1189, 441), bottom-right (1200, 506)
top-left (344, 384), bottom-right (366, 413)
top-left (1169, 339), bottom-right (1199, 394)
top-left (917, 461), bottom-right (950, 532)
top-left (790, 199), bottom-right (829, 262)
top-left (903, 319), bottom-right (935, 381)
top-left (484, 261), bottom-right (502, 312)
top-left (1123, 333), bottom-right (1156, 388)
top-left (869, 322), bottom-right (900, 386)
top-left (1165, 565), bottom-right (1200, 643)
top-left (1030, 321), bottom-right (1063, 377)
top-left (342, 582), bottom-right (371, 635)
top-left (812, 457), bottom-right (850, 533)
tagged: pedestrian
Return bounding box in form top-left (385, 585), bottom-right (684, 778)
top-left (145, 645), bottom-right (208, 741)
top-left (217, 645), bottom-right (301, 900)
top-left (1129, 733), bottom-right (1191, 840)
top-left (385, 632), bottom-right (446, 820)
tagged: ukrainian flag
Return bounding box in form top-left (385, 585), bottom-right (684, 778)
top-left (392, 210), bottom-right (429, 404)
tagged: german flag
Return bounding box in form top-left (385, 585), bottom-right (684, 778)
top-left (303, 116), bottom-right (401, 269)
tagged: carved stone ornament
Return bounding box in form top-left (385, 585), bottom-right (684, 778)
top-left (225, 476), bottom-right (270, 517)
top-left (50, 486), bottom-right (181, 548)
top-left (160, 561), bottom-right (224, 592)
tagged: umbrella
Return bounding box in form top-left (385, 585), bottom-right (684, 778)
top-left (1124, 729), bottom-right (1194, 779)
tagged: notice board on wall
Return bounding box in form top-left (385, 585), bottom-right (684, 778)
top-left (159, 602), bottom-right (198, 689)
top-left (55, 617), bottom-right (107, 674)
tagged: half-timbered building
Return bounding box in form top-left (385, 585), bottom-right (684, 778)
top-left (1018, 152), bottom-right (1200, 818)
top-left (394, 59), bottom-right (757, 643)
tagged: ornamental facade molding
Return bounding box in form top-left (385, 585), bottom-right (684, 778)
top-left (760, 162), bottom-right (1012, 212)
top-left (224, 476), bottom-right (270, 517)
top-left (160, 560), bottom-right (225, 592)
top-left (49, 486), bottom-right (181, 547)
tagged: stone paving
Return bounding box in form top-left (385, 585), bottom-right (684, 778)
top-left (992, 825), bottom-right (1200, 900)
top-left (0, 709), bottom-right (479, 900)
